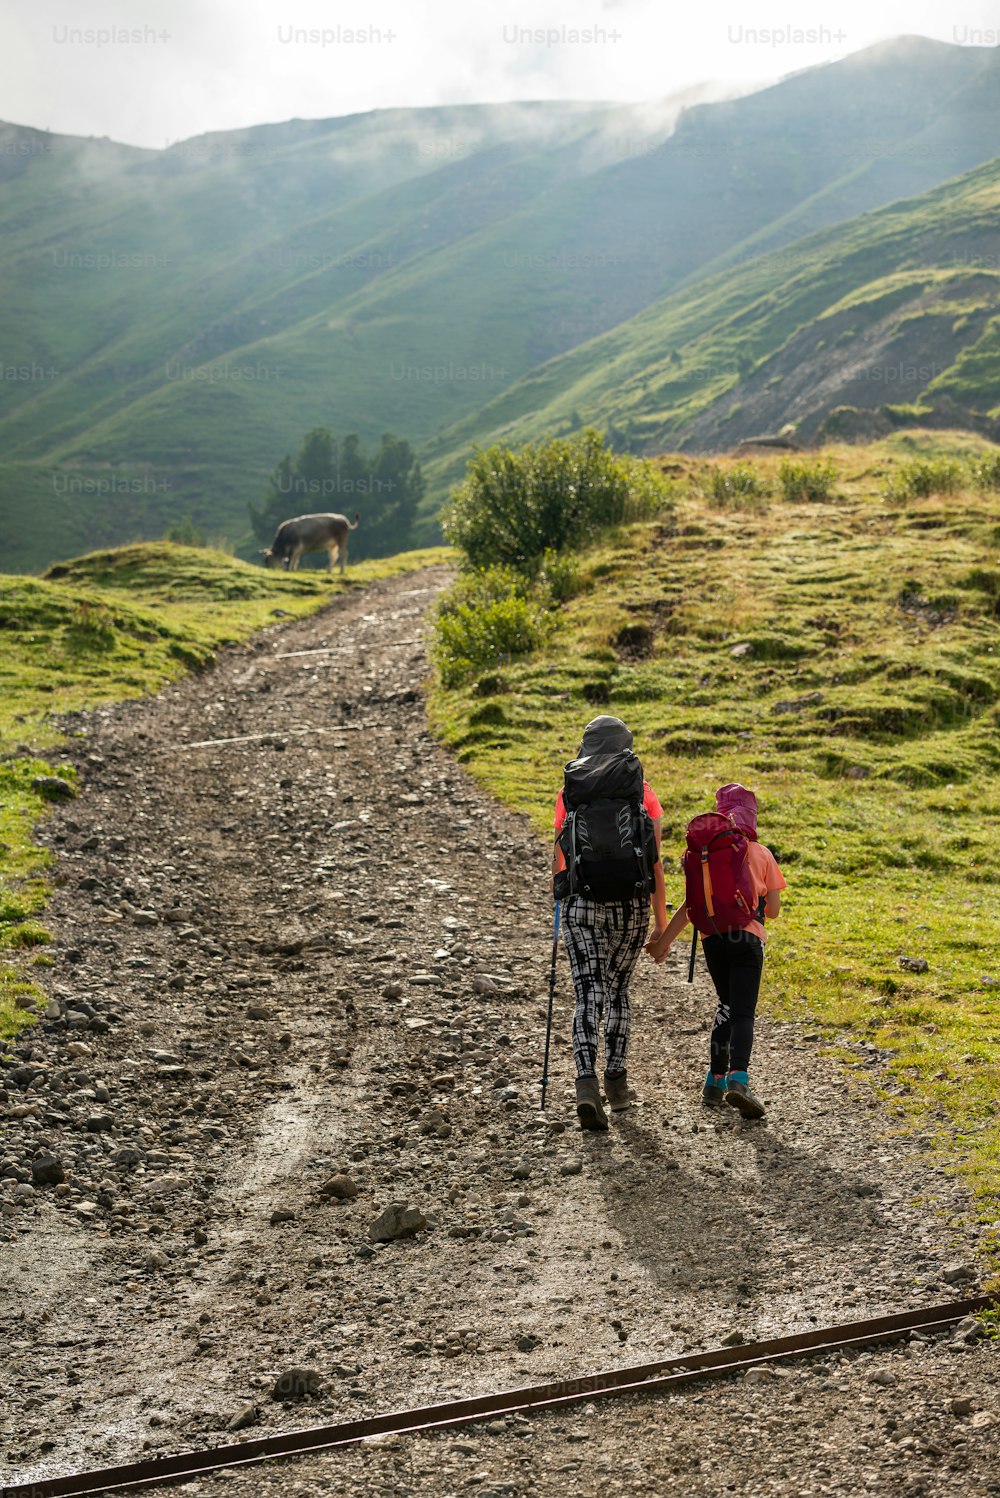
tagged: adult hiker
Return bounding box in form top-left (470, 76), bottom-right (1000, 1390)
top-left (552, 716), bottom-right (667, 1130)
top-left (647, 783), bottom-right (786, 1119)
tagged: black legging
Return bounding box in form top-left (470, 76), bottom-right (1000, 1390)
top-left (702, 931), bottom-right (765, 1074)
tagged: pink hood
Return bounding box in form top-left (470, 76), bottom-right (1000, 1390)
top-left (716, 782), bottom-right (758, 840)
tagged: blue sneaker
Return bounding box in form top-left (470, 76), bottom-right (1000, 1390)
top-left (725, 1071), bottom-right (766, 1119)
top-left (701, 1070), bottom-right (728, 1107)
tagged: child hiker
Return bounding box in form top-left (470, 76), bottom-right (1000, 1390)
top-left (552, 716), bottom-right (667, 1130)
top-left (646, 783), bottom-right (786, 1119)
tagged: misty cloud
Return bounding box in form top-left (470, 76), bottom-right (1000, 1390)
top-left (1, 0), bottom-right (997, 147)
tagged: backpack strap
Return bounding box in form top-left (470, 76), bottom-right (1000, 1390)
top-left (635, 806), bottom-right (656, 896)
top-left (699, 842), bottom-right (724, 936)
top-left (700, 845), bottom-right (715, 919)
top-left (635, 806), bottom-right (647, 891)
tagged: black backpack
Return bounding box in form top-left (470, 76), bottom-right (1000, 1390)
top-left (555, 748), bottom-right (657, 902)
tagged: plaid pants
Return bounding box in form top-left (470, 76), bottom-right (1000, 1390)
top-left (562, 895), bottom-right (649, 1077)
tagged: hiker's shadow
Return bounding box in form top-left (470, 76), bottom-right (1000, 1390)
top-left (583, 1107), bottom-right (888, 1311)
top-left (729, 1119), bottom-right (889, 1252)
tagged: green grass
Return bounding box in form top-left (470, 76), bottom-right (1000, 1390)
top-left (0, 539), bottom-right (451, 1040)
top-left (428, 442), bottom-right (1000, 1257)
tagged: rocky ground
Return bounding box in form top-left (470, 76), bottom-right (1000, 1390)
top-left (0, 566), bottom-right (997, 1496)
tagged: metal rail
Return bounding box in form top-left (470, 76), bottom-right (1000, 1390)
top-left (4, 1294), bottom-right (992, 1498)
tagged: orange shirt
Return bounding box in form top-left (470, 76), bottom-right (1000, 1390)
top-left (554, 780), bottom-right (663, 832)
top-left (741, 842), bottom-right (787, 942)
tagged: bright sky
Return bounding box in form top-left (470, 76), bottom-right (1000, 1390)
top-left (2, 0), bottom-right (996, 148)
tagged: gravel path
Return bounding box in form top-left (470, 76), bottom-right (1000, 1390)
top-left (1, 566), bottom-right (997, 1495)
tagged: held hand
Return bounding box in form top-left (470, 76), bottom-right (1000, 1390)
top-left (645, 929), bottom-right (671, 961)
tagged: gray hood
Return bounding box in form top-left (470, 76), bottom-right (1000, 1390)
top-left (578, 715), bottom-right (633, 757)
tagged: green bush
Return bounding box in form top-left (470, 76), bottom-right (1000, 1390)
top-left (970, 453), bottom-right (1000, 492)
top-left (64, 602), bottom-right (117, 653)
top-left (705, 464), bottom-right (768, 507)
top-left (165, 514), bottom-right (207, 546)
top-left (778, 458), bottom-right (838, 502)
top-left (432, 567), bottom-right (549, 687)
top-left (436, 564), bottom-right (533, 615)
top-left (883, 458), bottom-right (966, 502)
top-left (537, 547), bottom-right (584, 603)
top-left (442, 429), bottom-right (669, 570)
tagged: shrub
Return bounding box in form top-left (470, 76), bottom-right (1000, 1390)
top-left (165, 514), bottom-right (207, 546)
top-left (537, 547), bottom-right (583, 604)
top-left (436, 564), bottom-right (534, 618)
top-left (442, 429), bottom-right (669, 570)
top-left (705, 464), bottom-right (768, 508)
top-left (970, 453), bottom-right (1000, 492)
top-left (778, 458), bottom-right (837, 502)
top-left (882, 458), bottom-right (966, 502)
top-left (432, 567), bottom-right (548, 687)
top-left (64, 601), bottom-right (117, 653)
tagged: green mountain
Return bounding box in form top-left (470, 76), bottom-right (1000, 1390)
top-left (1, 36), bottom-right (999, 570)
top-left (422, 155), bottom-right (1000, 493)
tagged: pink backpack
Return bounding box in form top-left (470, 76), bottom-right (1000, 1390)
top-left (683, 811), bottom-right (760, 937)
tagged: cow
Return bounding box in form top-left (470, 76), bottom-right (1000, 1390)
top-left (260, 512), bottom-right (360, 574)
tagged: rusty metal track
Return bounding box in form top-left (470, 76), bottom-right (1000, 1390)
top-left (4, 1294), bottom-right (992, 1498)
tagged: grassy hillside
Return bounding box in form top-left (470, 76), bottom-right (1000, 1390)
top-left (0, 540), bottom-right (449, 1038)
top-left (420, 156), bottom-right (1000, 506)
top-left (3, 38), bottom-right (1000, 570)
top-left (0, 100), bottom-right (674, 571)
top-left (429, 440), bottom-right (1000, 1249)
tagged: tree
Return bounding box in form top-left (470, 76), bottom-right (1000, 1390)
top-left (249, 427), bottom-right (425, 561)
top-left (248, 452), bottom-right (296, 546)
top-left (364, 434), bottom-right (425, 557)
top-left (165, 513), bottom-right (206, 546)
top-left (297, 428), bottom-right (337, 491)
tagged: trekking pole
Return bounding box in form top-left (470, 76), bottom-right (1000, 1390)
top-left (540, 901), bottom-right (561, 1110)
top-left (687, 926), bottom-right (698, 984)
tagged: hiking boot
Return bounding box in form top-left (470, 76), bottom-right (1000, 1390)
top-left (576, 1074), bottom-right (609, 1131)
top-left (724, 1071), bottom-right (766, 1120)
top-left (603, 1069), bottom-right (636, 1113)
top-left (701, 1070), bottom-right (728, 1107)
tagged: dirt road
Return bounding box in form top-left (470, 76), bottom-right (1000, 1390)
top-left (1, 568), bottom-right (997, 1495)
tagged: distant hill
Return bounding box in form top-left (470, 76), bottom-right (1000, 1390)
top-left (420, 155), bottom-right (1000, 499)
top-left (1, 36), bottom-right (999, 570)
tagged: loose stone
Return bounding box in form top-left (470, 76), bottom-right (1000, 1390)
top-left (369, 1203), bottom-right (427, 1242)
